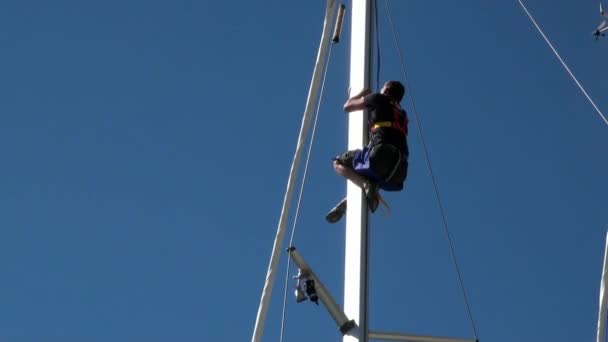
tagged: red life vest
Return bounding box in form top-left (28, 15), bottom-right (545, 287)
top-left (371, 103), bottom-right (408, 136)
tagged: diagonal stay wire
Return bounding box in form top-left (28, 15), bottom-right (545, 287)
top-left (518, 0), bottom-right (608, 127)
top-left (383, 0), bottom-right (479, 339)
top-left (278, 42), bottom-right (335, 342)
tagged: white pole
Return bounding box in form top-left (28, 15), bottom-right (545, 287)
top-left (369, 331), bottom-right (477, 342)
top-left (597, 229), bottom-right (608, 342)
top-left (344, 1), bottom-right (373, 341)
top-left (288, 247), bottom-right (355, 334)
top-left (251, 1), bottom-right (337, 341)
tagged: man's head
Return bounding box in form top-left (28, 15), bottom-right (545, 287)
top-left (381, 81), bottom-right (405, 102)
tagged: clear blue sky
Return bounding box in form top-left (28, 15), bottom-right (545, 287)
top-left (0, 1), bottom-right (606, 341)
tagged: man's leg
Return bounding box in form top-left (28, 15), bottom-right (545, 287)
top-left (334, 160), bottom-right (379, 206)
top-left (326, 148), bottom-right (382, 223)
top-left (333, 160), bottom-right (367, 188)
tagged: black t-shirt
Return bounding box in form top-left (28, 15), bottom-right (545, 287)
top-left (364, 93), bottom-right (409, 156)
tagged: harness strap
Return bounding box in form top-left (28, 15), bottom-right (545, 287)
top-left (375, 144), bottom-right (403, 183)
top-left (372, 121), bottom-right (393, 130)
top-left (376, 193), bottom-right (391, 217)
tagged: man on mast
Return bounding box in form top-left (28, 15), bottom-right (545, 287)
top-left (326, 80), bottom-right (409, 223)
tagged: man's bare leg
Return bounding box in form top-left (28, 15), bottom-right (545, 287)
top-left (333, 161), bottom-right (367, 189)
top-left (325, 161), bottom-right (379, 223)
top-left (334, 161), bottom-right (378, 201)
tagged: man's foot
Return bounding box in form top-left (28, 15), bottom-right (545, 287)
top-left (325, 198), bottom-right (347, 223)
top-left (364, 182), bottom-right (379, 213)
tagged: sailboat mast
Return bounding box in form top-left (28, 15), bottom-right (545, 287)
top-left (344, 1), bottom-right (373, 341)
top-left (597, 230), bottom-right (608, 342)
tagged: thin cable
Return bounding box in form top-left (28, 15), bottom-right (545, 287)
top-left (518, 0), bottom-right (608, 127)
top-left (278, 42), bottom-right (335, 342)
top-left (374, 0), bottom-right (381, 90)
top-left (383, 0), bottom-right (479, 339)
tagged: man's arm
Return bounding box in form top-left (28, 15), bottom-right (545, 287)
top-left (343, 88), bottom-right (372, 112)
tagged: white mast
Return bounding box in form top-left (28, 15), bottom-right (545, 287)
top-left (253, 2), bottom-right (477, 341)
top-left (344, 1), bottom-right (373, 341)
top-left (597, 229), bottom-right (608, 342)
top-left (343, 3), bottom-right (476, 342)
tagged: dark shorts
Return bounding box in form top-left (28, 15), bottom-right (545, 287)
top-left (334, 144), bottom-right (408, 191)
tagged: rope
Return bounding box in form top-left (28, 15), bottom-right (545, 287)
top-left (278, 40), bottom-right (335, 342)
top-left (518, 0), bottom-right (608, 127)
top-left (383, 0), bottom-right (479, 339)
top-left (374, 0), bottom-right (381, 90)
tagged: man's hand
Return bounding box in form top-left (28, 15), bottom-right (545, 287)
top-left (359, 88), bottom-right (372, 97)
top-left (350, 88), bottom-right (371, 99)
top-left (344, 88), bottom-right (372, 112)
